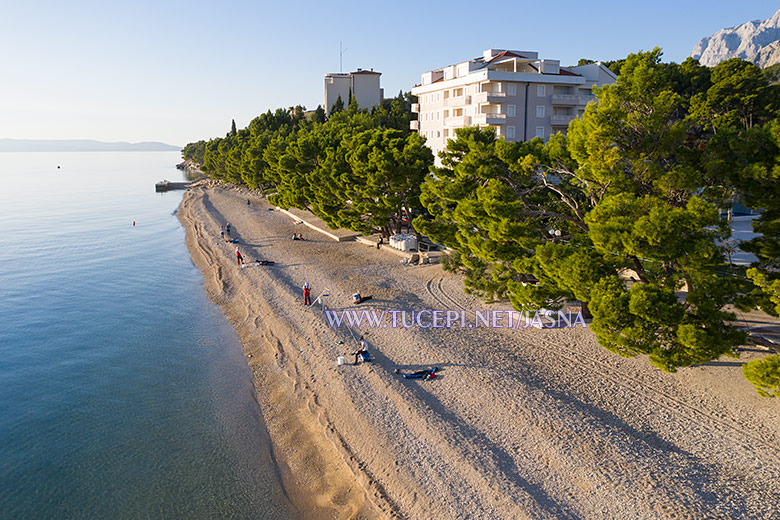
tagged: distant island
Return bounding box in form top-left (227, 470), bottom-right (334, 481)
top-left (0, 139), bottom-right (181, 152)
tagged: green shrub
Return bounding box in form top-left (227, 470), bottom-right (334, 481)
top-left (743, 355), bottom-right (780, 398)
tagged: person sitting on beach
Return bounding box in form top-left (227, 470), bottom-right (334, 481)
top-left (352, 293), bottom-right (373, 304)
top-left (235, 246), bottom-right (244, 266)
top-left (297, 233), bottom-right (304, 241)
top-left (246, 199), bottom-right (250, 206)
top-left (353, 336), bottom-right (370, 365)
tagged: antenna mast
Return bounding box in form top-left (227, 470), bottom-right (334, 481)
top-left (339, 41), bottom-right (348, 73)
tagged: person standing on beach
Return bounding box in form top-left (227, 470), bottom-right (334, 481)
top-left (235, 246), bottom-right (244, 266)
top-left (220, 226), bottom-right (224, 240)
top-left (303, 281), bottom-right (311, 305)
top-left (226, 223), bottom-right (231, 237)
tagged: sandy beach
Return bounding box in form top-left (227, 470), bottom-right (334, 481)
top-left (178, 181), bottom-right (780, 519)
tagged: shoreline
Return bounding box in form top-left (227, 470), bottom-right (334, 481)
top-left (178, 183), bottom-right (387, 519)
top-left (178, 181), bottom-right (780, 519)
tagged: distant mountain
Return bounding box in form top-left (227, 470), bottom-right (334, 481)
top-left (0, 139), bottom-right (181, 152)
top-left (691, 9), bottom-right (780, 68)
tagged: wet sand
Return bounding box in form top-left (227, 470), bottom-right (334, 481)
top-left (178, 180), bottom-right (780, 519)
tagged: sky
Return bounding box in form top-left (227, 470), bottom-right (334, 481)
top-left (1, 1), bottom-right (778, 147)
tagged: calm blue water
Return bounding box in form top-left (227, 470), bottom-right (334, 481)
top-left (0, 152), bottom-right (291, 519)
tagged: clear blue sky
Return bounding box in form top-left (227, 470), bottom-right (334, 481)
top-left (1, 1), bottom-right (777, 147)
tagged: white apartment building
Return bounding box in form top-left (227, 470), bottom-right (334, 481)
top-left (410, 49), bottom-right (617, 159)
top-left (324, 69), bottom-right (383, 116)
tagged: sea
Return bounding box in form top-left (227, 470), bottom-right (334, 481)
top-left (0, 152), bottom-right (291, 519)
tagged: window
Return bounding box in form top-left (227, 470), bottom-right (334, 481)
top-left (437, 131), bottom-right (441, 138)
top-left (536, 127), bottom-right (545, 139)
top-left (536, 105), bottom-right (545, 118)
top-left (537, 85), bottom-right (545, 97)
top-left (437, 111), bottom-right (440, 120)
top-left (508, 84), bottom-right (516, 96)
top-left (507, 126), bottom-right (515, 138)
top-left (507, 105), bottom-right (516, 117)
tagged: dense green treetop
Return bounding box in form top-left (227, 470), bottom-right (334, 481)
top-left (416, 48), bottom-right (780, 374)
top-left (181, 92), bottom-right (425, 236)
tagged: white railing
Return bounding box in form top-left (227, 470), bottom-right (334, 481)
top-left (551, 94), bottom-right (595, 105)
top-left (550, 114), bottom-right (577, 125)
top-left (443, 116), bottom-right (471, 127)
top-left (409, 120), bottom-right (419, 130)
top-left (444, 96), bottom-right (470, 107)
top-left (410, 103), bottom-right (419, 113)
top-left (473, 113), bottom-right (506, 125)
top-left (474, 91), bottom-right (506, 104)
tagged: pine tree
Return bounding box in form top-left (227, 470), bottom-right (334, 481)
top-left (348, 88), bottom-right (359, 114)
top-left (330, 95), bottom-right (344, 114)
top-left (312, 105), bottom-right (326, 123)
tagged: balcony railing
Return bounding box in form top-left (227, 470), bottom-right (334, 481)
top-left (550, 114), bottom-right (577, 125)
top-left (409, 120), bottom-right (419, 130)
top-left (410, 103), bottom-right (419, 113)
top-left (443, 116), bottom-right (471, 127)
top-left (444, 95), bottom-right (470, 107)
top-left (550, 94), bottom-right (596, 106)
top-left (473, 113), bottom-right (506, 125)
top-left (473, 91), bottom-right (507, 104)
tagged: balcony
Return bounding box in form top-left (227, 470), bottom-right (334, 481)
top-left (443, 116), bottom-right (471, 127)
top-left (550, 114), bottom-right (577, 125)
top-left (473, 113), bottom-right (506, 125)
top-left (551, 94), bottom-right (596, 106)
top-left (410, 103), bottom-right (419, 113)
top-left (473, 91), bottom-right (507, 104)
top-left (444, 95), bottom-right (470, 107)
top-left (409, 120), bottom-right (419, 130)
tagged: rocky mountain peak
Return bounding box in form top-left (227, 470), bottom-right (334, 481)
top-left (690, 9), bottom-right (780, 68)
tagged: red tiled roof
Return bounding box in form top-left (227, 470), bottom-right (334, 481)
top-left (485, 50), bottom-right (529, 64)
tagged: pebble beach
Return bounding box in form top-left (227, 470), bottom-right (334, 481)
top-left (178, 180), bottom-right (780, 519)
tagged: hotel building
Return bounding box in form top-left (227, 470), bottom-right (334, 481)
top-left (410, 49), bottom-right (617, 159)
top-left (324, 69), bottom-right (383, 116)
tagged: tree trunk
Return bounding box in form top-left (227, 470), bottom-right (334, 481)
top-left (581, 301), bottom-right (593, 320)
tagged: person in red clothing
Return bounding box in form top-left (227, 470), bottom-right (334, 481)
top-left (303, 281), bottom-right (311, 305)
top-left (235, 247), bottom-right (244, 266)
